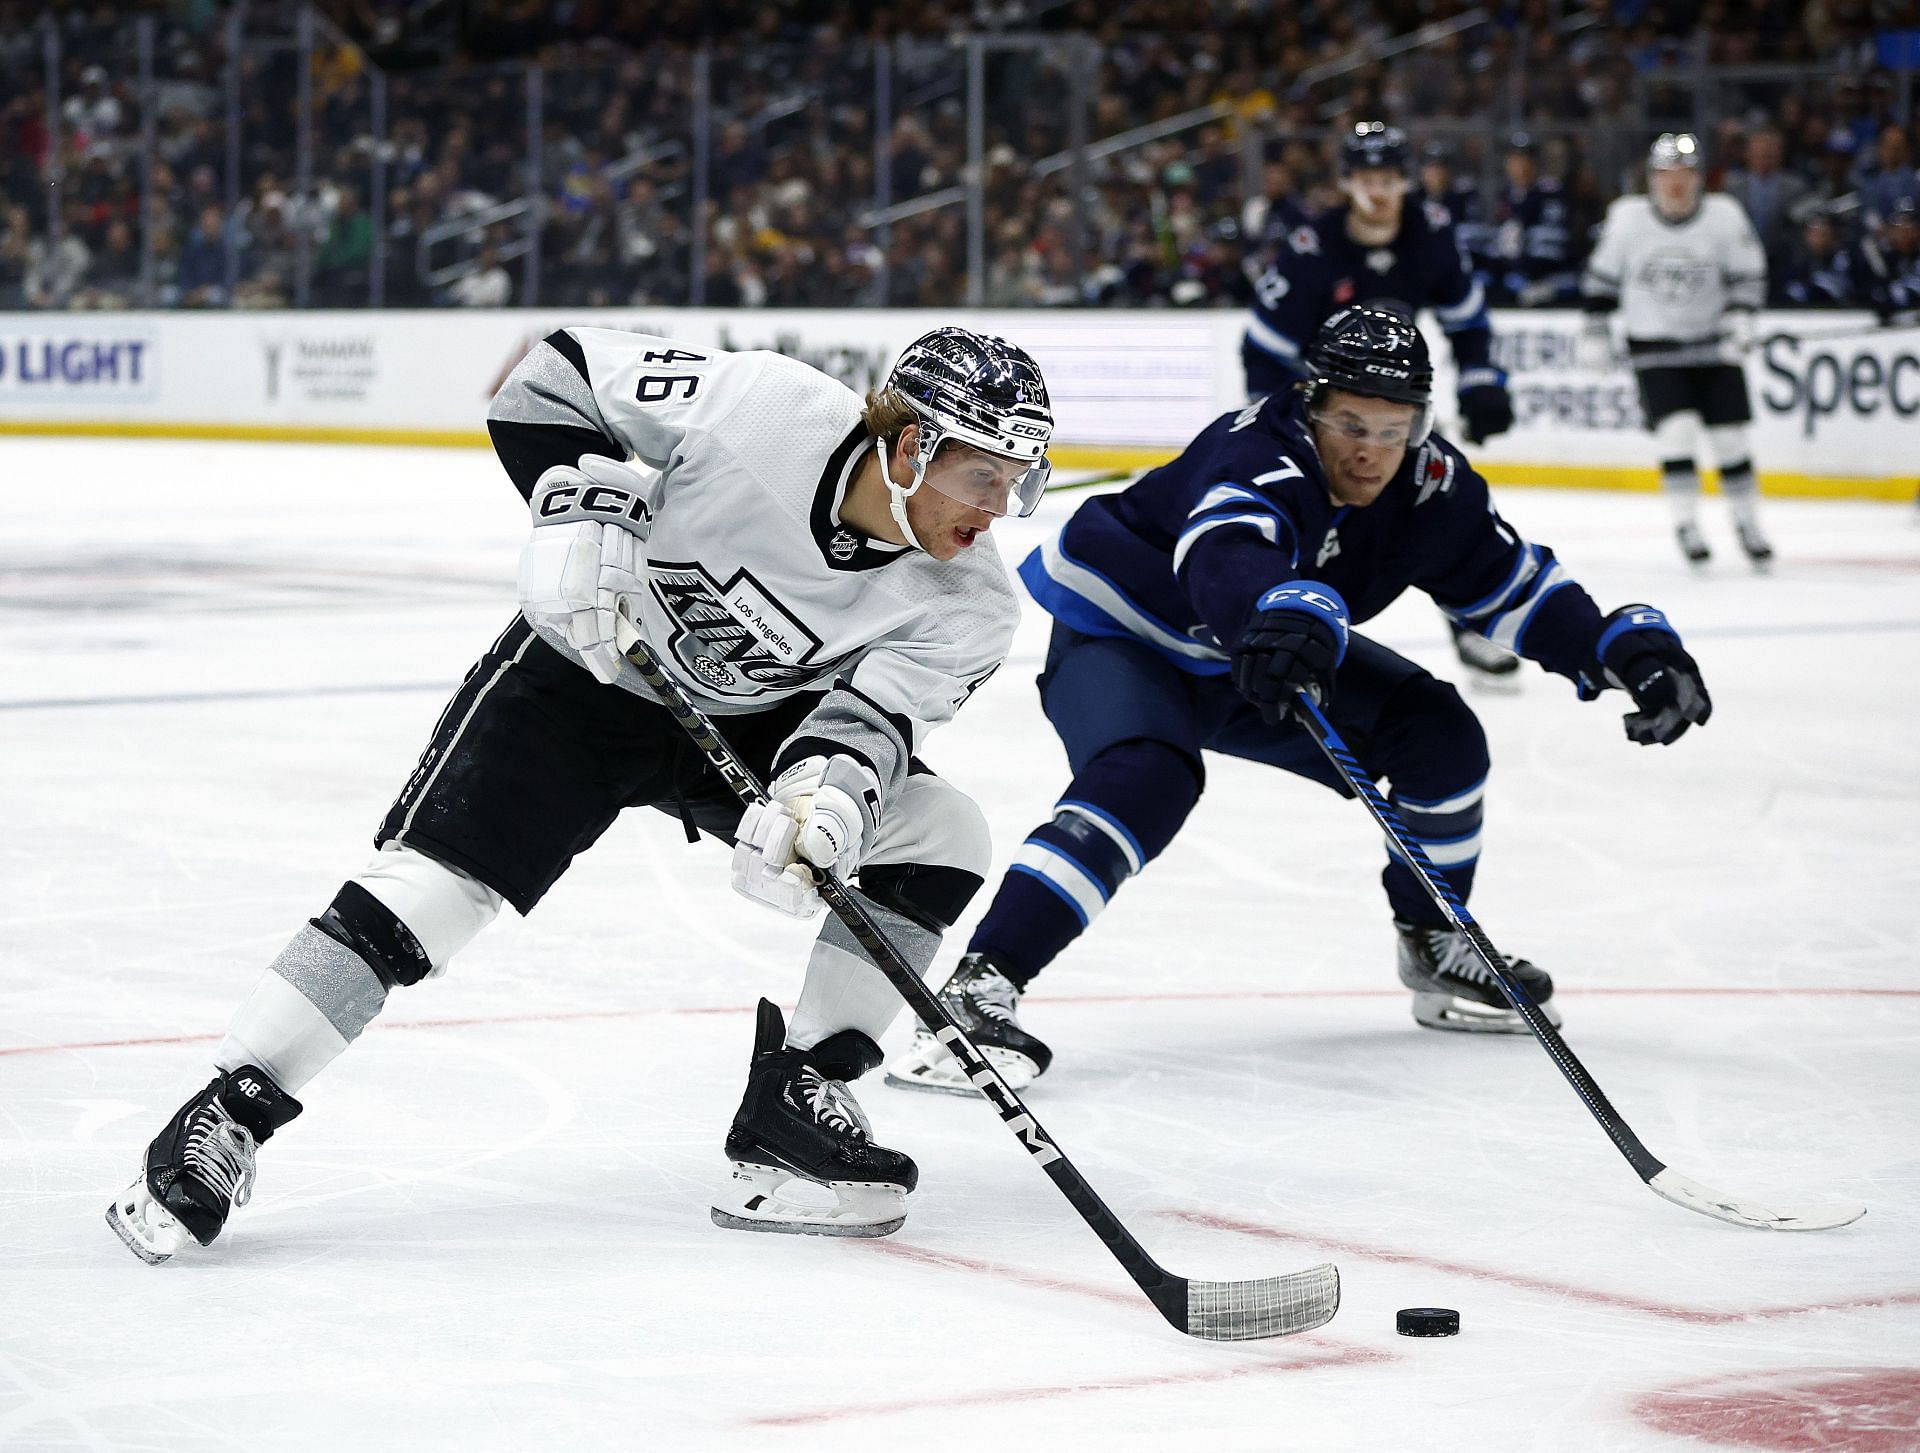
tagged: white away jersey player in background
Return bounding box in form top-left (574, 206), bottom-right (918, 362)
top-left (886, 307), bottom-right (1712, 1095)
top-left (1581, 132), bottom-right (1775, 568)
top-left (107, 325), bottom-right (1056, 1260)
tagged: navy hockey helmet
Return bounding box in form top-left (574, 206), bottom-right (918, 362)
top-left (1302, 304), bottom-right (1435, 446)
top-left (878, 328), bottom-right (1055, 539)
top-left (1341, 121), bottom-right (1410, 176)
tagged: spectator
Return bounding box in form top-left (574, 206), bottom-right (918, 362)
top-left (24, 226), bottom-right (90, 309)
top-left (71, 218), bottom-right (141, 308)
top-left (1809, 129), bottom-right (1864, 214)
top-left (0, 202), bottom-right (30, 307)
top-left (1725, 126), bottom-right (1810, 267)
top-left (1864, 196), bottom-right (1920, 315)
top-left (175, 204), bottom-right (231, 308)
top-left (1859, 123), bottom-right (1920, 229)
top-left (314, 186), bottom-right (373, 305)
top-left (61, 65), bottom-right (124, 150)
top-left (1774, 204), bottom-right (1864, 307)
top-left (446, 241), bottom-right (510, 305)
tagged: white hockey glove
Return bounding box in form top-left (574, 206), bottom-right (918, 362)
top-left (1720, 310), bottom-right (1756, 360)
top-left (731, 755), bottom-right (883, 918)
top-left (517, 455), bottom-right (654, 685)
top-left (1574, 317), bottom-right (1617, 373)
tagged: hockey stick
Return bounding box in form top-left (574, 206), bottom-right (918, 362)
top-left (1293, 691), bottom-right (1865, 1233)
top-left (1621, 317), bottom-right (1920, 372)
top-left (612, 610), bottom-right (1339, 1340)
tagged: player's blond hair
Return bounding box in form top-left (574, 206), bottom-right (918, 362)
top-left (861, 387), bottom-right (921, 447)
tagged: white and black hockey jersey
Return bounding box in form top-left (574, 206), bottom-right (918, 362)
top-left (1581, 193), bottom-right (1765, 344)
top-left (486, 327), bottom-right (1019, 811)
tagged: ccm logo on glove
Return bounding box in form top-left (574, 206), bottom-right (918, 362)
top-left (536, 483), bottom-right (652, 525)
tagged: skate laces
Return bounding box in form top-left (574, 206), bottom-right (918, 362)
top-left (184, 1102), bottom-right (260, 1209)
top-left (1420, 927), bottom-right (1496, 985)
top-left (959, 965), bottom-right (1020, 1024)
top-left (798, 1067), bottom-right (872, 1141)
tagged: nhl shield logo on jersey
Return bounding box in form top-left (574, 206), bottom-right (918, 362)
top-left (828, 528), bottom-right (861, 563)
top-left (650, 560), bottom-right (846, 698)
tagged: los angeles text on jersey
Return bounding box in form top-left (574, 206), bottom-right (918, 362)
top-left (650, 559), bottom-right (851, 696)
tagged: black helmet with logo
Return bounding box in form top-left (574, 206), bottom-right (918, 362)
top-left (1303, 304), bottom-right (1435, 444)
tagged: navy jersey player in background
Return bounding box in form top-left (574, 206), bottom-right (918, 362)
top-left (1240, 120), bottom-right (1524, 688)
top-left (887, 306), bottom-right (1711, 1095)
top-left (1483, 133), bottom-right (1577, 307)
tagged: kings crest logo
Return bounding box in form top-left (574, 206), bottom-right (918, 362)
top-left (649, 560), bottom-right (845, 697)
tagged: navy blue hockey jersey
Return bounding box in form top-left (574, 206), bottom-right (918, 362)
top-left (1486, 178), bottom-right (1575, 303)
top-left (1019, 391), bottom-right (1609, 693)
top-left (1244, 199), bottom-right (1496, 387)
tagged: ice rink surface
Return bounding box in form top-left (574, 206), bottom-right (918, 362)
top-left (3, 437), bottom-right (1917, 1452)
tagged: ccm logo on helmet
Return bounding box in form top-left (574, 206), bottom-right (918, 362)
top-left (538, 484), bottom-right (653, 525)
top-left (1006, 420), bottom-right (1050, 438)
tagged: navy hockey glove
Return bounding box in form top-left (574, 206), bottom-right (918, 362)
top-left (1456, 370), bottom-right (1514, 445)
top-left (1231, 584), bottom-right (1350, 726)
top-left (1597, 605), bottom-right (1712, 746)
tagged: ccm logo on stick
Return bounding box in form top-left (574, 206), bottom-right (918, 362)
top-left (934, 1026), bottom-right (1062, 1166)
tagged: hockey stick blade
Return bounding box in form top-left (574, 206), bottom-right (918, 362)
top-left (1173, 1264), bottom-right (1342, 1341)
top-left (612, 606), bottom-right (1340, 1339)
top-left (1294, 692), bottom-right (1865, 1234)
top-left (1647, 1170), bottom-right (1865, 1232)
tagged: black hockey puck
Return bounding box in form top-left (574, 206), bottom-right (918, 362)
top-left (1395, 1307), bottom-right (1460, 1337)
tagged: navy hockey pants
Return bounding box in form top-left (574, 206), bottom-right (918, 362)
top-left (967, 622), bottom-right (1490, 985)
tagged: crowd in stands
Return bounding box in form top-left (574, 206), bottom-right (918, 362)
top-left (4, 0), bottom-right (1920, 314)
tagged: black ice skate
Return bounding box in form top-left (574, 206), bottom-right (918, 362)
top-left (712, 999), bottom-right (917, 1238)
top-left (1735, 520), bottom-right (1774, 569)
top-left (1449, 622), bottom-right (1523, 696)
top-left (1675, 522), bottom-right (1711, 566)
top-left (106, 1065), bottom-right (302, 1264)
top-left (884, 952), bottom-right (1053, 1096)
top-left (1395, 920), bottom-right (1562, 1035)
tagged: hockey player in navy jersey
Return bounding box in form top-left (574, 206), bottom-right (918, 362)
top-left (1242, 120), bottom-right (1522, 688)
top-left (107, 326), bottom-right (1055, 1259)
top-left (888, 306), bottom-right (1710, 1095)
top-left (1242, 122), bottom-right (1513, 446)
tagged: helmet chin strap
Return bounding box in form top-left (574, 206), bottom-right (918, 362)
top-left (875, 434), bottom-right (928, 552)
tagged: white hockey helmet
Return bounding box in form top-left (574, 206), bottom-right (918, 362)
top-left (1648, 132), bottom-right (1702, 171)
top-left (878, 328), bottom-right (1054, 540)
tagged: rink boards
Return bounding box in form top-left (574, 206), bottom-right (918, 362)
top-left (0, 306), bottom-right (1914, 498)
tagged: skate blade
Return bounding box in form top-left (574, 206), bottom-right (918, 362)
top-left (710, 1162), bottom-right (907, 1239)
top-left (882, 1040), bottom-right (1038, 1097)
top-left (1411, 991), bottom-right (1563, 1035)
top-left (105, 1181), bottom-right (187, 1265)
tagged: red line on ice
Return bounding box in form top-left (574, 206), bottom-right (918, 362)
top-left (743, 1346), bottom-right (1385, 1428)
top-left (1172, 1211), bottom-right (1920, 1326)
top-left (738, 1240), bottom-right (1388, 1427)
top-left (2, 985), bottom-right (1914, 1060)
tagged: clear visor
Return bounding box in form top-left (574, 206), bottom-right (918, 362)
top-left (914, 430), bottom-right (1053, 517)
top-left (1309, 405), bottom-right (1430, 451)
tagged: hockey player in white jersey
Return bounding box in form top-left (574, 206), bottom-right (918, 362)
top-left (106, 325), bottom-right (1053, 1259)
top-left (1580, 132), bottom-right (1774, 567)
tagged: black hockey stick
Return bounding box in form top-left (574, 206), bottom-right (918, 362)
top-left (613, 612), bottom-right (1339, 1340)
top-left (1293, 690), bottom-right (1864, 1232)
